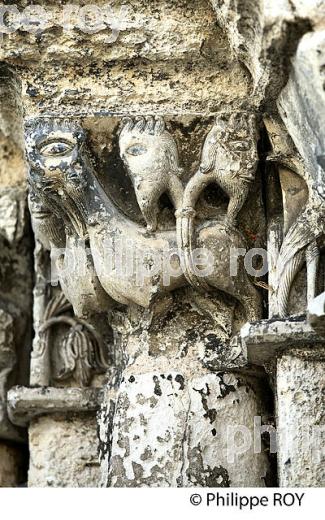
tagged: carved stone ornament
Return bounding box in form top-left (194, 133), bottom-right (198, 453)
top-left (38, 293), bottom-right (108, 387)
top-left (265, 31), bottom-right (325, 318)
top-left (25, 115), bottom-right (262, 329)
top-left (1, 0), bottom-right (324, 489)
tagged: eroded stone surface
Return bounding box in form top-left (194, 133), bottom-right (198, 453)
top-left (104, 371), bottom-right (269, 487)
top-left (28, 414), bottom-right (100, 487)
top-left (277, 351), bottom-right (325, 487)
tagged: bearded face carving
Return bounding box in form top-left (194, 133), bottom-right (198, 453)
top-left (25, 120), bottom-right (86, 187)
top-left (119, 116), bottom-right (184, 231)
top-left (28, 189), bottom-right (66, 250)
top-left (25, 119), bottom-right (90, 238)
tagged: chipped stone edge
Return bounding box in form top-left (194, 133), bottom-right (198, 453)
top-left (234, 317), bottom-right (325, 366)
top-left (7, 386), bottom-right (103, 427)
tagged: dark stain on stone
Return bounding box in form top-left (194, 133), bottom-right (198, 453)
top-left (186, 446), bottom-right (231, 487)
top-left (180, 341), bottom-right (189, 358)
top-left (206, 334), bottom-right (223, 349)
top-left (26, 84), bottom-right (39, 97)
top-left (128, 375), bottom-right (135, 383)
top-left (202, 336), bottom-right (233, 371)
top-left (97, 400), bottom-right (115, 463)
top-left (211, 428), bottom-right (217, 437)
top-left (175, 374), bottom-right (185, 390)
top-left (132, 462), bottom-right (144, 480)
top-left (206, 465), bottom-right (231, 487)
top-left (194, 383), bottom-right (218, 424)
top-left (140, 446), bottom-right (153, 461)
top-left (218, 373), bottom-right (237, 399)
top-left (186, 329), bottom-right (199, 342)
top-left (153, 375), bottom-right (162, 396)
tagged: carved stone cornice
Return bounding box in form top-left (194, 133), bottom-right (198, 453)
top-left (233, 316), bottom-right (325, 367)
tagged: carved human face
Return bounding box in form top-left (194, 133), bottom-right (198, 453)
top-left (25, 120), bottom-right (90, 239)
top-left (119, 116), bottom-right (181, 183)
top-left (28, 189), bottom-right (52, 221)
top-left (25, 121), bottom-right (87, 194)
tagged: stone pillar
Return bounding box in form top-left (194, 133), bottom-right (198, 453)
top-left (277, 349), bottom-right (325, 487)
top-left (99, 303), bottom-right (271, 488)
top-left (28, 415), bottom-right (100, 487)
top-left (0, 65), bottom-right (33, 487)
top-left (104, 369), bottom-right (270, 487)
top-left (8, 387), bottom-right (103, 487)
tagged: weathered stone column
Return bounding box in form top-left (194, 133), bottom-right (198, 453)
top-left (99, 300), bottom-right (271, 487)
top-left (0, 310), bottom-right (25, 486)
top-left (8, 387), bottom-right (103, 487)
top-left (0, 185), bottom-right (32, 487)
top-left (261, 27), bottom-right (325, 488)
top-left (0, 64), bottom-right (33, 487)
top-left (103, 369), bottom-right (270, 487)
top-left (235, 318), bottom-right (325, 487)
top-left (277, 349), bottom-right (325, 487)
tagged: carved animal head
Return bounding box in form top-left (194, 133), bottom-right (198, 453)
top-left (199, 113), bottom-right (258, 177)
top-left (119, 116), bottom-right (183, 182)
top-left (25, 119), bottom-right (90, 237)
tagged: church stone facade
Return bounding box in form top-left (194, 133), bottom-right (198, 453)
top-left (0, 0), bottom-right (324, 487)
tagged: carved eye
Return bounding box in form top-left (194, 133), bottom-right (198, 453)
top-left (126, 144), bottom-right (147, 156)
top-left (38, 140), bottom-right (75, 157)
